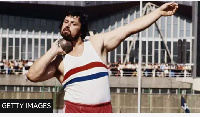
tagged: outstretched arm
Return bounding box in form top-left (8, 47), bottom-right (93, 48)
top-left (26, 40), bottom-right (66, 82)
top-left (100, 2), bottom-right (178, 52)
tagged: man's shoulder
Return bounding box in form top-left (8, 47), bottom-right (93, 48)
top-left (88, 34), bottom-right (104, 44)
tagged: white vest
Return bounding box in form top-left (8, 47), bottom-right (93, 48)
top-left (62, 40), bottom-right (111, 105)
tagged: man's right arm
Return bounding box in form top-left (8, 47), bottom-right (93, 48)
top-left (26, 40), bottom-right (65, 82)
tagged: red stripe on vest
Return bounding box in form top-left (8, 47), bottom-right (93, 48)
top-left (62, 62), bottom-right (107, 83)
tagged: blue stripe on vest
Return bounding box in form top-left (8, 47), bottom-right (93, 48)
top-left (63, 72), bottom-right (109, 89)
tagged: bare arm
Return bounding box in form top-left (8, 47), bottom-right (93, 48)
top-left (26, 40), bottom-right (65, 82)
top-left (99, 2), bottom-right (178, 52)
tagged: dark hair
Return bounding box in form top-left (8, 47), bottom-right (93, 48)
top-left (59, 11), bottom-right (89, 40)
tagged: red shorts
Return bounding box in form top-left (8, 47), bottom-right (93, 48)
top-left (64, 100), bottom-right (112, 113)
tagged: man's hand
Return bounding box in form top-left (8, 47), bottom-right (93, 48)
top-left (51, 39), bottom-right (67, 55)
top-left (159, 2), bottom-right (178, 16)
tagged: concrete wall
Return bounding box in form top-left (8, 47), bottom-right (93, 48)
top-left (0, 74), bottom-right (195, 113)
top-left (0, 91), bottom-right (200, 113)
top-left (0, 75), bottom-right (192, 88)
top-left (111, 93), bottom-right (200, 113)
top-left (0, 75), bottom-right (60, 86)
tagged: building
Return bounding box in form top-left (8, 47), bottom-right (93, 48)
top-left (0, 1), bottom-right (198, 113)
top-left (0, 1), bottom-right (193, 64)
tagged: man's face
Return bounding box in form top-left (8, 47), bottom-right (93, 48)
top-left (60, 15), bottom-right (81, 41)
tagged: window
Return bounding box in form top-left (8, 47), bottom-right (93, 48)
top-left (161, 42), bottom-right (165, 63)
top-left (33, 87), bottom-right (40, 92)
top-left (15, 17), bottom-right (21, 34)
top-left (34, 39), bottom-right (39, 60)
top-left (167, 16), bottom-right (171, 38)
top-left (167, 42), bottom-right (171, 63)
top-left (47, 20), bottom-right (53, 35)
top-left (0, 86), bottom-right (5, 91)
top-left (142, 41), bottom-right (146, 62)
top-left (154, 41), bottom-right (158, 63)
top-left (127, 88), bottom-right (134, 93)
top-left (143, 88), bottom-right (150, 93)
top-left (2, 15), bottom-right (8, 34)
top-left (123, 11), bottom-right (129, 26)
top-left (7, 86), bottom-right (14, 91)
top-left (160, 17), bottom-right (165, 37)
top-left (173, 16), bottom-right (178, 38)
top-left (8, 16), bottom-right (14, 34)
top-left (120, 88), bottom-right (126, 93)
top-left (104, 17), bottom-right (110, 32)
top-left (186, 21), bottom-right (191, 37)
top-left (161, 89), bottom-right (168, 94)
top-left (21, 38), bottom-right (26, 60)
top-left (142, 29), bottom-right (146, 37)
top-left (8, 38), bottom-right (13, 59)
top-left (2, 38), bottom-right (7, 59)
top-left (154, 25), bottom-right (159, 38)
top-left (21, 17), bottom-right (27, 35)
top-left (28, 38), bottom-right (32, 60)
top-left (47, 39), bottom-right (51, 51)
top-left (41, 19), bottom-right (46, 35)
top-left (136, 7), bottom-right (140, 18)
top-left (28, 18), bottom-right (34, 35)
top-left (110, 50), bottom-right (115, 63)
top-left (148, 41), bottom-right (152, 63)
top-left (173, 42), bottom-right (178, 63)
top-left (110, 87), bottom-right (117, 93)
top-left (40, 39), bottom-right (45, 56)
top-left (129, 9), bottom-right (135, 21)
top-left (134, 40), bottom-right (139, 63)
top-left (53, 21), bottom-right (60, 34)
top-left (180, 18), bottom-right (184, 37)
top-left (148, 25), bottom-right (153, 37)
top-left (170, 89), bottom-right (177, 94)
top-left (123, 41), bottom-right (127, 61)
top-left (15, 38), bottom-right (20, 59)
top-left (152, 89), bottom-right (159, 94)
top-left (97, 20), bottom-right (103, 33)
top-left (186, 42), bottom-right (190, 63)
top-left (34, 19), bottom-right (40, 35)
top-left (110, 15), bottom-right (115, 31)
top-left (116, 13), bottom-right (122, 28)
top-left (116, 42), bottom-right (122, 62)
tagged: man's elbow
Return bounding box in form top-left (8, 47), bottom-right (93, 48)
top-left (25, 72), bottom-right (40, 83)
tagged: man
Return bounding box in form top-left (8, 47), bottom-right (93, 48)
top-left (26, 2), bottom-right (178, 113)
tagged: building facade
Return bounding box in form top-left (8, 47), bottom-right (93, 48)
top-left (0, 2), bottom-right (193, 65)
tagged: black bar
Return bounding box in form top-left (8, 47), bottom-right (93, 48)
top-left (0, 99), bottom-right (53, 113)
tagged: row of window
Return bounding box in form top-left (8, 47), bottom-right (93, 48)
top-left (1, 38), bottom-right (57, 60)
top-left (0, 85), bottom-right (199, 95)
top-left (110, 87), bottom-right (200, 95)
top-left (0, 5), bottom-right (192, 39)
top-left (0, 85), bottom-right (61, 92)
top-left (109, 39), bottom-right (192, 64)
top-left (0, 4), bottom-right (194, 64)
top-left (0, 37), bottom-right (193, 64)
top-left (90, 6), bottom-right (192, 38)
top-left (0, 15), bottom-right (61, 35)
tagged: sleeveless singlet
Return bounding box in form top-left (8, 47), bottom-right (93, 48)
top-left (62, 40), bottom-right (111, 105)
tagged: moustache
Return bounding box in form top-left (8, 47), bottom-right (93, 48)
top-left (63, 27), bottom-right (71, 34)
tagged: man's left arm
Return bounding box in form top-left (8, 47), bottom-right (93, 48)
top-left (99, 2), bottom-right (178, 52)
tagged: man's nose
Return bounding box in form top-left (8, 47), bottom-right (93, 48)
top-left (66, 23), bottom-right (71, 27)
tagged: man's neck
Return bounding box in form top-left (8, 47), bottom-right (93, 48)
top-left (71, 37), bottom-right (83, 47)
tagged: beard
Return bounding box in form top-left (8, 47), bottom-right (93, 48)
top-left (60, 28), bottom-right (80, 42)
